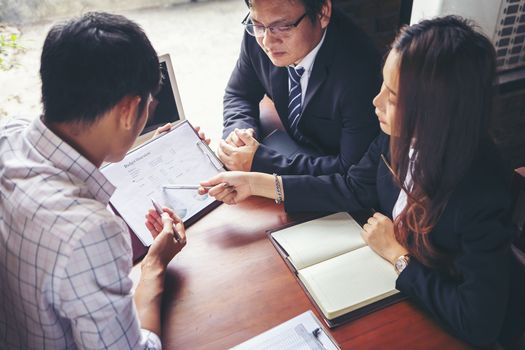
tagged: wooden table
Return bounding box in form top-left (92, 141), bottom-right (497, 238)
top-left (132, 197), bottom-right (472, 350)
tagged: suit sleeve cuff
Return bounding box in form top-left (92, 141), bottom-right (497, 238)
top-left (282, 176), bottom-right (312, 212)
top-left (251, 144), bottom-right (278, 173)
top-left (395, 257), bottom-right (424, 293)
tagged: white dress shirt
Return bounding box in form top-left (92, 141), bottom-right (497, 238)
top-left (0, 117), bottom-right (161, 349)
top-left (289, 29), bottom-right (327, 105)
top-left (392, 148), bottom-right (415, 220)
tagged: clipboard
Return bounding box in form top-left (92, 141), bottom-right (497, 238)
top-left (101, 120), bottom-right (224, 253)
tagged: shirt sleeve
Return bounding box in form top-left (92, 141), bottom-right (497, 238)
top-left (56, 214), bottom-right (161, 349)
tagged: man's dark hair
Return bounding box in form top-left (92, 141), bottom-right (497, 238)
top-left (40, 12), bottom-right (161, 124)
top-left (244, 0), bottom-right (327, 22)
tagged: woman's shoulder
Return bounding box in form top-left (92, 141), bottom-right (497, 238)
top-left (462, 140), bottom-right (511, 197)
top-left (450, 140), bottom-right (513, 226)
top-left (350, 131), bottom-right (390, 162)
top-left (373, 132), bottom-right (390, 151)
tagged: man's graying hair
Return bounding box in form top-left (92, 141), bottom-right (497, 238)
top-left (243, 0), bottom-right (328, 22)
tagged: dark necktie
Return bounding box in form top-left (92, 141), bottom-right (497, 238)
top-left (287, 66), bottom-right (306, 141)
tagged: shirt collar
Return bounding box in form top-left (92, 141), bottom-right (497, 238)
top-left (291, 29), bottom-right (327, 74)
top-left (26, 117), bottom-right (116, 204)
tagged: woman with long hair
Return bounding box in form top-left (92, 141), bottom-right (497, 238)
top-left (200, 16), bottom-right (525, 347)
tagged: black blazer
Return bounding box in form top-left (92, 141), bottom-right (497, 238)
top-left (223, 8), bottom-right (380, 176)
top-left (282, 133), bottom-right (523, 347)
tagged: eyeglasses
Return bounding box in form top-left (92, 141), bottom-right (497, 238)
top-left (241, 12), bottom-right (307, 38)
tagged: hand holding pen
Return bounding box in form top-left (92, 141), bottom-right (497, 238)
top-left (199, 172), bottom-right (253, 205)
top-left (144, 203), bottom-right (187, 267)
top-left (147, 198), bottom-right (185, 243)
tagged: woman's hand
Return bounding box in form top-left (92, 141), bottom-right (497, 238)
top-left (199, 171), bottom-right (254, 205)
top-left (362, 212), bottom-right (408, 264)
top-left (144, 207), bottom-right (187, 268)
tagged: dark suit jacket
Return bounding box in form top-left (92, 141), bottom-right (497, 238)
top-left (282, 133), bottom-right (524, 347)
top-left (223, 8), bottom-right (380, 176)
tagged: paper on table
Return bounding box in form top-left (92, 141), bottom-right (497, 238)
top-left (231, 310), bottom-right (339, 350)
top-left (101, 121), bottom-right (224, 246)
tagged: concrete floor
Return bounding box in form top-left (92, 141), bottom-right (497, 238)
top-left (0, 0), bottom-right (246, 148)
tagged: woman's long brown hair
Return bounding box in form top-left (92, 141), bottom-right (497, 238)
top-left (389, 16), bottom-right (496, 268)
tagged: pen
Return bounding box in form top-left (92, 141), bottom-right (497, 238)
top-left (312, 327), bottom-right (329, 350)
top-left (150, 198), bottom-right (183, 243)
top-left (162, 184), bottom-right (211, 190)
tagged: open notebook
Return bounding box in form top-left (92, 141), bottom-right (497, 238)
top-left (269, 212), bottom-right (404, 327)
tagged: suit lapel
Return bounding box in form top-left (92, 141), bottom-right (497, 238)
top-left (301, 20), bottom-right (337, 120)
top-left (270, 66), bottom-right (290, 130)
top-left (302, 61), bottom-right (327, 113)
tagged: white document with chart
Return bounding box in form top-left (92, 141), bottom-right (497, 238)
top-left (101, 120), bottom-right (224, 246)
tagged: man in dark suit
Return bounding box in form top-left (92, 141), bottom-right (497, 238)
top-left (219, 0), bottom-right (380, 175)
